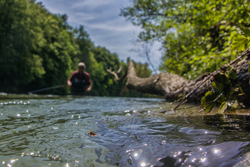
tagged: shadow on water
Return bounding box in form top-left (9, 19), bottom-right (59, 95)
top-left (92, 113), bottom-right (250, 167)
top-left (1, 94), bottom-right (250, 166)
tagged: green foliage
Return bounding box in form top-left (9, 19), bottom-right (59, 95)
top-left (0, 0), bottom-right (77, 94)
top-left (201, 67), bottom-right (245, 113)
top-left (121, 0), bottom-right (250, 107)
top-left (90, 46), bottom-right (122, 96)
top-left (0, 0), bottom-right (169, 98)
top-left (121, 0), bottom-right (250, 79)
top-left (231, 36), bottom-right (250, 51)
top-left (0, 0), bottom-right (45, 91)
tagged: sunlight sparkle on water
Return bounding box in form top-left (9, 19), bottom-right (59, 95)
top-left (66, 163), bottom-right (69, 167)
top-left (74, 160), bottom-right (79, 166)
top-left (2, 161), bottom-right (5, 164)
top-left (214, 149), bottom-right (219, 154)
top-left (10, 159), bottom-right (18, 163)
top-left (17, 114), bottom-right (20, 117)
top-left (134, 153), bottom-right (138, 157)
top-left (173, 151), bottom-right (181, 157)
top-left (141, 162), bottom-right (146, 166)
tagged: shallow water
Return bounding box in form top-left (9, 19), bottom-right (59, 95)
top-left (0, 95), bottom-right (250, 167)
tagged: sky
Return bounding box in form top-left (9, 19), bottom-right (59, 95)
top-left (38, 0), bottom-right (163, 70)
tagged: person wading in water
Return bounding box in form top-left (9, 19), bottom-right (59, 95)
top-left (67, 62), bottom-right (92, 95)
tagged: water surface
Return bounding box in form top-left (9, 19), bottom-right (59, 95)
top-left (0, 95), bottom-right (250, 167)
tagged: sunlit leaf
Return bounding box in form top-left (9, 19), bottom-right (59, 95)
top-left (218, 102), bottom-right (227, 114)
top-left (231, 36), bottom-right (249, 51)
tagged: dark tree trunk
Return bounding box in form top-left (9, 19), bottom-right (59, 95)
top-left (108, 54), bottom-right (250, 106)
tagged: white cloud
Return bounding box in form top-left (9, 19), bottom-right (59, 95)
top-left (71, 0), bottom-right (111, 9)
top-left (38, 0), bottom-right (162, 66)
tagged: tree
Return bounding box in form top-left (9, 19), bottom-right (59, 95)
top-left (91, 46), bottom-right (122, 96)
top-left (0, 0), bottom-right (78, 94)
top-left (121, 0), bottom-right (250, 79)
top-left (27, 7), bottom-right (78, 94)
top-left (108, 50), bottom-right (250, 109)
top-left (118, 0), bottom-right (250, 111)
top-left (0, 0), bottom-right (45, 92)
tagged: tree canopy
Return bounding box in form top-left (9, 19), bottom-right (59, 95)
top-left (121, 0), bottom-right (250, 79)
top-left (121, 0), bottom-right (250, 111)
top-left (0, 0), bottom-right (153, 97)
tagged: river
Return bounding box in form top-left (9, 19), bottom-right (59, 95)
top-left (0, 95), bottom-right (250, 167)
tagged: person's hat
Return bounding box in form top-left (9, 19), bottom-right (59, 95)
top-left (78, 62), bottom-right (85, 69)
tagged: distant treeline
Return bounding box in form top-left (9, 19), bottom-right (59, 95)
top-left (0, 0), bottom-right (156, 97)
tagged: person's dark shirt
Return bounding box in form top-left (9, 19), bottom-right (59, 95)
top-left (69, 71), bottom-right (91, 86)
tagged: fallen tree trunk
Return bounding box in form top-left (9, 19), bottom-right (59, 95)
top-left (108, 51), bottom-right (250, 106)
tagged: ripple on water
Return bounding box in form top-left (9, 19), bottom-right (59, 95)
top-left (0, 96), bottom-right (250, 167)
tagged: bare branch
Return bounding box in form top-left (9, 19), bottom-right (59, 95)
top-left (107, 66), bottom-right (127, 82)
top-left (117, 66), bottom-right (122, 73)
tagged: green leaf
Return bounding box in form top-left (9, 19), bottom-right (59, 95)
top-left (239, 26), bottom-right (250, 35)
top-left (227, 100), bottom-right (239, 113)
top-left (201, 91), bottom-right (216, 104)
top-left (213, 73), bottom-right (230, 85)
top-left (218, 102), bottom-right (227, 114)
top-left (231, 36), bottom-right (249, 51)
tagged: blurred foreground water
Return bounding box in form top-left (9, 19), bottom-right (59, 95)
top-left (1, 94), bottom-right (250, 167)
